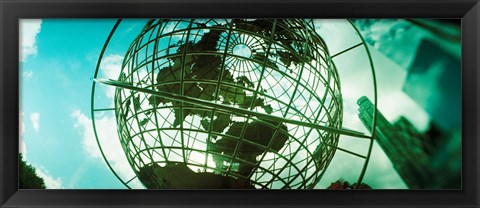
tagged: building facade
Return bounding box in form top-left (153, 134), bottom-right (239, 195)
top-left (357, 96), bottom-right (436, 189)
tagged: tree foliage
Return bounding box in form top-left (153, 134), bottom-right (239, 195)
top-left (327, 178), bottom-right (372, 189)
top-left (19, 153), bottom-right (46, 189)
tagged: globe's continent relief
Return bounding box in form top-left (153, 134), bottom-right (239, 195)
top-left (125, 19), bottom-right (320, 189)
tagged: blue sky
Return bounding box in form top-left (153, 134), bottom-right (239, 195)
top-left (18, 19), bottom-right (438, 189)
top-left (19, 19), bottom-right (148, 188)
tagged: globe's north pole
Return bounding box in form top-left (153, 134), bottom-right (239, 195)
top-left (106, 19), bottom-right (343, 189)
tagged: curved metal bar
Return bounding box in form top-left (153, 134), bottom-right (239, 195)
top-left (90, 19), bottom-right (133, 189)
top-left (346, 19), bottom-right (378, 189)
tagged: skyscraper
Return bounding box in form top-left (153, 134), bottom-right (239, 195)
top-left (401, 39), bottom-right (461, 189)
top-left (402, 39), bottom-right (461, 133)
top-left (357, 96), bottom-right (435, 189)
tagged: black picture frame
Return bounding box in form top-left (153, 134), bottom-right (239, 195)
top-left (1, 0), bottom-right (478, 207)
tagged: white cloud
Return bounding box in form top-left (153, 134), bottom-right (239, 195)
top-left (99, 54), bottom-right (123, 99)
top-left (71, 110), bottom-right (102, 158)
top-left (19, 112), bottom-right (27, 158)
top-left (20, 19), bottom-right (42, 62)
top-left (314, 19), bottom-right (361, 56)
top-left (82, 52), bottom-right (145, 188)
top-left (23, 71), bottom-right (34, 80)
top-left (362, 143), bottom-right (408, 189)
top-left (30, 112), bottom-right (40, 132)
top-left (67, 160), bottom-right (89, 188)
top-left (34, 165), bottom-right (63, 189)
top-left (19, 139), bottom-right (27, 157)
top-left (71, 109), bottom-right (143, 188)
top-left (100, 54), bottom-right (123, 80)
top-left (352, 19), bottom-right (419, 69)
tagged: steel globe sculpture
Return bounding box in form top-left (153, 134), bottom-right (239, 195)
top-left (92, 19), bottom-right (377, 189)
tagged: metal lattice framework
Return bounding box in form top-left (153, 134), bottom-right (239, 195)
top-left (92, 19), bottom-right (378, 189)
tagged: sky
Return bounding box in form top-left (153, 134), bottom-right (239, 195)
top-left (19, 19), bottom-right (440, 189)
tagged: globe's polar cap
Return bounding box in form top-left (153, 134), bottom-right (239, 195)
top-left (113, 19), bottom-right (342, 189)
